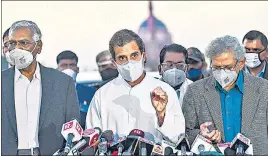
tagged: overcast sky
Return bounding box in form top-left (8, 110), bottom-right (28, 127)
top-left (2, 1), bottom-right (268, 71)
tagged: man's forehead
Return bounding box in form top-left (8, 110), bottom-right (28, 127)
top-left (10, 27), bottom-right (33, 40)
top-left (3, 36), bottom-right (9, 43)
top-left (164, 52), bottom-right (185, 62)
top-left (114, 41), bottom-right (140, 55)
top-left (244, 39), bottom-right (264, 48)
top-left (212, 52), bottom-right (235, 65)
top-left (59, 59), bottom-right (77, 64)
top-left (98, 56), bottom-right (112, 62)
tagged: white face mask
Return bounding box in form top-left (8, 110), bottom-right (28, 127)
top-left (116, 55), bottom-right (144, 82)
top-left (5, 43), bottom-right (37, 69)
top-left (162, 68), bottom-right (186, 87)
top-left (212, 69), bottom-right (238, 88)
top-left (245, 53), bottom-right (262, 68)
top-left (62, 68), bottom-right (77, 81)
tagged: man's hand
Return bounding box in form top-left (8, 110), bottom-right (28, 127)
top-left (150, 87), bottom-right (168, 126)
top-left (200, 122), bottom-right (222, 143)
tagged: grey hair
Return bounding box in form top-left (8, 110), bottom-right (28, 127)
top-left (9, 20), bottom-right (42, 42)
top-left (205, 35), bottom-right (245, 61)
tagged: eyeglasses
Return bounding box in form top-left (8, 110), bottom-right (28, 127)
top-left (245, 47), bottom-right (267, 53)
top-left (211, 60), bottom-right (239, 72)
top-left (161, 61), bottom-right (187, 71)
top-left (4, 39), bottom-right (36, 50)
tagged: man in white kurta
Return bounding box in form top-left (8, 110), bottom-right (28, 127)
top-left (86, 73), bottom-right (185, 143)
top-left (86, 29), bottom-right (185, 144)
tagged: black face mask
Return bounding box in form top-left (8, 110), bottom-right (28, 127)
top-left (100, 68), bottom-right (119, 81)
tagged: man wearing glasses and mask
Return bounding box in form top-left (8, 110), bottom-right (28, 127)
top-left (158, 44), bottom-right (192, 106)
top-left (2, 20), bottom-right (80, 155)
top-left (182, 35), bottom-right (268, 155)
top-left (243, 30), bottom-right (268, 80)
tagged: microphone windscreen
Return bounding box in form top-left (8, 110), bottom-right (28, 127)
top-left (164, 147), bottom-right (173, 155)
top-left (101, 130), bottom-right (114, 141)
top-left (224, 147), bottom-right (236, 156)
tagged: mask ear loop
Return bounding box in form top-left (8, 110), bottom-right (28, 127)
top-left (258, 47), bottom-right (267, 62)
top-left (31, 41), bottom-right (39, 61)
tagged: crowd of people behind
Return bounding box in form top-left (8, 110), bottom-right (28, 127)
top-left (2, 20), bottom-right (268, 155)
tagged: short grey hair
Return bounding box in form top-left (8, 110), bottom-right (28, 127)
top-left (9, 20), bottom-right (42, 42)
top-left (205, 35), bottom-right (245, 61)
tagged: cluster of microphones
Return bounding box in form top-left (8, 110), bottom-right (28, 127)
top-left (53, 119), bottom-right (253, 156)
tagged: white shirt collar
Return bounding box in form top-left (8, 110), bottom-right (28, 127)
top-left (117, 72), bottom-right (149, 89)
top-left (15, 63), bottom-right (41, 82)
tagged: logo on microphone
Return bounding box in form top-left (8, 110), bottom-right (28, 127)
top-left (83, 128), bottom-right (96, 136)
top-left (153, 145), bottom-right (163, 153)
top-left (132, 129), bottom-right (143, 135)
top-left (63, 121), bottom-right (74, 130)
top-left (75, 122), bottom-right (83, 135)
top-left (89, 134), bottom-right (99, 146)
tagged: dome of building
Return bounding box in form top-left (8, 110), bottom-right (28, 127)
top-left (137, 1), bottom-right (172, 71)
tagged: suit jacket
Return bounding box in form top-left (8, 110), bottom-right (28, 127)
top-left (182, 72), bottom-right (268, 155)
top-left (1, 64), bottom-right (80, 155)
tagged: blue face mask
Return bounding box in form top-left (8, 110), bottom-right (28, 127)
top-left (188, 68), bottom-right (202, 81)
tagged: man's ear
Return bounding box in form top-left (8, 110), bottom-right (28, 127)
top-left (158, 64), bottom-right (162, 75)
top-left (239, 57), bottom-right (246, 70)
top-left (36, 40), bottom-right (43, 54)
top-left (77, 67), bottom-right (80, 73)
top-left (142, 52), bottom-right (147, 64)
top-left (111, 59), bottom-right (117, 67)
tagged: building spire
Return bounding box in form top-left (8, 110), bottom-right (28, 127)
top-left (148, 0), bottom-right (154, 33)
top-left (149, 0), bottom-right (153, 16)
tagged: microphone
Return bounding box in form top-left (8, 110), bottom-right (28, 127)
top-left (230, 133), bottom-right (250, 155)
top-left (70, 127), bottom-right (101, 155)
top-left (139, 141), bottom-right (147, 156)
top-left (161, 140), bottom-right (178, 154)
top-left (164, 146), bottom-right (174, 156)
top-left (176, 133), bottom-right (191, 156)
top-left (98, 138), bottom-right (108, 155)
top-left (117, 142), bottom-right (124, 156)
top-left (98, 130), bottom-right (114, 156)
top-left (109, 136), bottom-right (128, 155)
top-left (61, 119), bottom-right (83, 155)
top-left (190, 134), bottom-right (216, 155)
top-left (198, 144), bottom-right (205, 155)
top-left (224, 147), bottom-right (236, 156)
top-left (126, 129), bottom-right (145, 155)
top-left (139, 133), bottom-right (155, 155)
top-left (151, 144), bottom-right (163, 156)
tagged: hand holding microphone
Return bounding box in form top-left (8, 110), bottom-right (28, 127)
top-left (200, 122), bottom-right (221, 143)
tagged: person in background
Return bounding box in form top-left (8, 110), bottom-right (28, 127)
top-left (3, 28), bottom-right (10, 53)
top-left (86, 29), bottom-right (185, 143)
top-left (2, 28), bottom-right (11, 70)
top-left (158, 43), bottom-right (192, 105)
top-left (95, 50), bottom-right (119, 89)
top-left (2, 20), bottom-right (80, 155)
top-left (243, 30), bottom-right (268, 80)
top-left (56, 50), bottom-right (96, 129)
top-left (182, 35), bottom-right (268, 155)
top-left (187, 47), bottom-right (208, 81)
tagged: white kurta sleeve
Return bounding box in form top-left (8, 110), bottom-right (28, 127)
top-left (155, 88), bottom-right (185, 143)
top-left (86, 90), bottom-right (102, 129)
